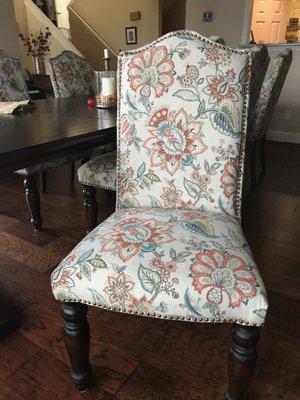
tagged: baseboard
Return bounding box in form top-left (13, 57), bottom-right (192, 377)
top-left (267, 129), bottom-right (300, 144)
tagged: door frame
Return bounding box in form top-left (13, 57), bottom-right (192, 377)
top-left (242, 0), bottom-right (254, 44)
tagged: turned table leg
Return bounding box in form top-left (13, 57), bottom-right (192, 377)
top-left (61, 303), bottom-right (92, 392)
top-left (83, 185), bottom-right (98, 233)
top-left (23, 174), bottom-right (43, 231)
top-left (226, 324), bottom-right (260, 400)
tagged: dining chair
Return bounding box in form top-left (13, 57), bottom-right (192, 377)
top-left (48, 50), bottom-right (95, 98)
top-left (248, 49), bottom-right (292, 186)
top-left (0, 52), bottom-right (90, 231)
top-left (49, 51), bottom-right (116, 190)
top-left (0, 53), bottom-right (29, 101)
top-left (51, 30), bottom-right (268, 399)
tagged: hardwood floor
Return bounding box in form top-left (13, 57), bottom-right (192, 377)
top-left (0, 141), bottom-right (299, 399)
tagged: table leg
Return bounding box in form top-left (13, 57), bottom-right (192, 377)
top-left (0, 298), bottom-right (19, 341)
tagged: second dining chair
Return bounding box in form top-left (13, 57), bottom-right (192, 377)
top-left (248, 49), bottom-right (292, 185)
top-left (51, 30), bottom-right (268, 399)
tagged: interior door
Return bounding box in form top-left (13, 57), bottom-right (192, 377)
top-left (252, 0), bottom-right (288, 43)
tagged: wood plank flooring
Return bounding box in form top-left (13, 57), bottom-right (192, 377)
top-left (0, 141), bottom-right (299, 399)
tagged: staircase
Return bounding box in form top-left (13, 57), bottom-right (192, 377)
top-left (16, 0), bottom-right (117, 73)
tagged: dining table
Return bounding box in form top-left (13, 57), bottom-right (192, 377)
top-left (0, 96), bottom-right (117, 340)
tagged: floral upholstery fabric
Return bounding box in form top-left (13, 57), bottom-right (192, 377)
top-left (0, 53), bottom-right (29, 101)
top-left (52, 31), bottom-right (268, 326)
top-left (48, 51), bottom-right (95, 98)
top-left (77, 152), bottom-right (117, 190)
top-left (16, 151), bottom-right (90, 176)
top-left (248, 49), bottom-right (292, 141)
top-left (51, 208), bottom-right (268, 326)
top-left (117, 31), bottom-right (250, 219)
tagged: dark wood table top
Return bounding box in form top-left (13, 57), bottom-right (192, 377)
top-left (0, 96), bottom-right (117, 171)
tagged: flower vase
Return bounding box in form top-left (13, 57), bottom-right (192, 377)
top-left (33, 56), bottom-right (45, 75)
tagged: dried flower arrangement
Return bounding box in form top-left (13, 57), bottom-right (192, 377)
top-left (19, 28), bottom-right (51, 57)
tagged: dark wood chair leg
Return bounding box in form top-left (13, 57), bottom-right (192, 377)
top-left (61, 303), bottom-right (92, 392)
top-left (83, 185), bottom-right (98, 233)
top-left (249, 141), bottom-right (257, 188)
top-left (23, 174), bottom-right (43, 231)
top-left (226, 324), bottom-right (260, 400)
top-left (259, 136), bottom-right (266, 178)
top-left (42, 171), bottom-right (47, 193)
top-left (70, 162), bottom-right (75, 185)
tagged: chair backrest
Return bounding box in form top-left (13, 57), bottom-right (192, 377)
top-left (48, 50), bottom-right (95, 98)
top-left (0, 53), bottom-right (29, 101)
top-left (116, 30), bottom-right (251, 220)
top-left (247, 44), bottom-right (270, 123)
top-left (249, 48), bottom-right (292, 141)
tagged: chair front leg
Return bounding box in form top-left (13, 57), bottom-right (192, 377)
top-left (226, 324), bottom-right (260, 400)
top-left (23, 174), bottom-right (43, 231)
top-left (83, 185), bottom-right (98, 233)
top-left (61, 303), bottom-right (92, 392)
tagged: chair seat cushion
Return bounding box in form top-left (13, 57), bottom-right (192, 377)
top-left (77, 152), bottom-right (116, 191)
top-left (51, 208), bottom-right (268, 326)
top-left (15, 151), bottom-right (91, 176)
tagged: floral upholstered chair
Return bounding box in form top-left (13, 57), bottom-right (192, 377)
top-left (48, 51), bottom-right (95, 98)
top-left (248, 49), bottom-right (292, 185)
top-left (51, 31), bottom-right (268, 398)
top-left (0, 53), bottom-right (29, 101)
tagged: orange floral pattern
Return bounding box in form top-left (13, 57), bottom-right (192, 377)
top-left (128, 45), bottom-right (174, 97)
top-left (143, 107), bottom-right (207, 175)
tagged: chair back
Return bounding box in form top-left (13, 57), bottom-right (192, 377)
top-left (0, 53), bottom-right (29, 101)
top-left (48, 50), bottom-right (95, 98)
top-left (248, 45), bottom-right (270, 123)
top-left (116, 30), bottom-right (251, 219)
top-left (249, 48), bottom-right (292, 141)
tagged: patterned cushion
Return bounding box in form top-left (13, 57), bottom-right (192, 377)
top-left (0, 53), bottom-right (29, 101)
top-left (15, 151), bottom-right (90, 175)
top-left (48, 51), bottom-right (95, 98)
top-left (77, 152), bottom-right (117, 190)
top-left (51, 208), bottom-right (268, 326)
top-left (117, 31), bottom-right (250, 220)
top-left (248, 49), bottom-right (292, 141)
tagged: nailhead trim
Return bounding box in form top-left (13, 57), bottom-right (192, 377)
top-left (58, 297), bottom-right (263, 327)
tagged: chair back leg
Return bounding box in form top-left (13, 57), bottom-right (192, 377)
top-left (226, 324), bottom-right (260, 400)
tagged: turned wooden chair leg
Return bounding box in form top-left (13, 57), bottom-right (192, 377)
top-left (23, 174), bottom-right (43, 231)
top-left (61, 303), bottom-right (92, 392)
top-left (249, 141), bottom-right (257, 188)
top-left (226, 324), bottom-right (260, 400)
top-left (83, 185), bottom-right (98, 233)
top-left (259, 136), bottom-right (266, 178)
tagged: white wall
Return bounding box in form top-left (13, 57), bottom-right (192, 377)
top-left (0, 0), bottom-right (20, 57)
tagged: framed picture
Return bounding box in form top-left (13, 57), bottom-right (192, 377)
top-left (126, 27), bottom-right (137, 45)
